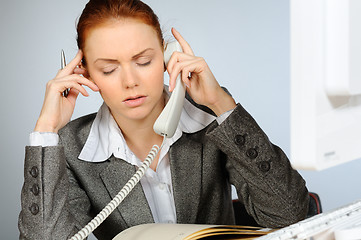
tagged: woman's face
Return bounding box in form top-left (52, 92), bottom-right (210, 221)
top-left (83, 19), bottom-right (165, 123)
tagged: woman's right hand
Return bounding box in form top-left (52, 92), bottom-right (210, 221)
top-left (34, 50), bottom-right (99, 133)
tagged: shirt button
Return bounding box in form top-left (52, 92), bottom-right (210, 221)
top-left (246, 148), bottom-right (258, 159)
top-left (234, 135), bottom-right (246, 146)
top-left (29, 166), bottom-right (39, 178)
top-left (29, 203), bottom-right (39, 215)
top-left (30, 184), bottom-right (40, 196)
top-left (259, 161), bottom-right (271, 172)
top-left (159, 184), bottom-right (165, 190)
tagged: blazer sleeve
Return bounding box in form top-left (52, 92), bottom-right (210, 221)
top-left (18, 146), bottom-right (92, 239)
top-left (206, 103), bottom-right (309, 228)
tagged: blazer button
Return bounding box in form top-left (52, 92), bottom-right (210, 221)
top-left (246, 148), bottom-right (258, 159)
top-left (29, 203), bottom-right (39, 215)
top-left (234, 135), bottom-right (245, 146)
top-left (259, 161), bottom-right (271, 172)
top-left (30, 184), bottom-right (40, 196)
top-left (29, 166), bottom-right (39, 178)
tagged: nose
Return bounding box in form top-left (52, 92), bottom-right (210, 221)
top-left (121, 66), bottom-right (138, 89)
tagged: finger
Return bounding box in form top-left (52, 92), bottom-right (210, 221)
top-left (65, 50), bottom-right (83, 71)
top-left (61, 81), bottom-right (90, 97)
top-left (180, 61), bottom-right (199, 87)
top-left (73, 67), bottom-right (87, 75)
top-left (171, 28), bottom-right (194, 55)
top-left (72, 75), bottom-right (99, 92)
top-left (181, 69), bottom-right (192, 88)
top-left (45, 80), bottom-right (89, 102)
top-left (168, 58), bottom-right (199, 91)
top-left (66, 88), bottom-right (80, 104)
top-left (70, 75), bottom-right (99, 93)
top-left (57, 50), bottom-right (83, 78)
top-left (48, 75), bottom-right (99, 97)
top-left (58, 74), bottom-right (99, 92)
top-left (168, 59), bottom-right (193, 91)
top-left (167, 51), bottom-right (195, 74)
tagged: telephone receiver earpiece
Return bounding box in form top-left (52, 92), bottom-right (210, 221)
top-left (153, 41), bottom-right (186, 138)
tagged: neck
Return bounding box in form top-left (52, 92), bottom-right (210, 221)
top-left (111, 97), bottom-right (165, 161)
top-left (122, 121), bottom-right (162, 147)
top-left (118, 116), bottom-right (164, 170)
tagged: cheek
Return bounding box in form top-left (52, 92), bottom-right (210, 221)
top-left (88, 68), bottom-right (115, 89)
top-left (89, 75), bottom-right (106, 91)
top-left (87, 73), bottom-right (115, 100)
top-left (148, 62), bottom-right (165, 85)
top-left (153, 70), bottom-right (164, 85)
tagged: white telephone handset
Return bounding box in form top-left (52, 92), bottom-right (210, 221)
top-left (153, 40), bottom-right (185, 138)
top-left (69, 41), bottom-right (186, 240)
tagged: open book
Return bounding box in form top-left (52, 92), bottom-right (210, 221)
top-left (113, 223), bottom-right (273, 240)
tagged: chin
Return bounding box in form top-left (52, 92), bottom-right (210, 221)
top-left (124, 105), bottom-right (161, 122)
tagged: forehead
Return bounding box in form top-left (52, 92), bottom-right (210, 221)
top-left (84, 19), bottom-right (162, 59)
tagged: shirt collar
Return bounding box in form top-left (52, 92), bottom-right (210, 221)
top-left (78, 88), bottom-right (216, 162)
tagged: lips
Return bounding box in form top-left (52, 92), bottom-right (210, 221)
top-left (124, 95), bottom-right (143, 101)
top-left (123, 95), bottom-right (147, 107)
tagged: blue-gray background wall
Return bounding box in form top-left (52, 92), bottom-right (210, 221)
top-left (1, 0), bottom-right (360, 239)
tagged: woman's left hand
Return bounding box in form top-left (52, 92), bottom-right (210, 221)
top-left (167, 28), bottom-right (236, 116)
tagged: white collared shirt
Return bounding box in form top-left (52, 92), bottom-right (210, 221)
top-left (30, 91), bottom-right (233, 223)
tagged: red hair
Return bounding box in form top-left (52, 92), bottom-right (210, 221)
top-left (77, 0), bottom-right (163, 53)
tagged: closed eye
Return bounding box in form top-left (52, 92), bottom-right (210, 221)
top-left (103, 69), bottom-right (116, 75)
top-left (137, 61), bottom-right (151, 67)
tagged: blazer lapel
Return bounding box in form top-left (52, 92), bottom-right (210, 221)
top-left (99, 155), bottom-right (154, 227)
top-left (169, 136), bottom-right (203, 224)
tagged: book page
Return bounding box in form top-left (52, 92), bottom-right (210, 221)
top-left (113, 224), bottom-right (272, 240)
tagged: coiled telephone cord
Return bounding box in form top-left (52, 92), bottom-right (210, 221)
top-left (69, 139), bottom-right (164, 240)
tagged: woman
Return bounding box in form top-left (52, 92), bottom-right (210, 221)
top-left (18, 0), bottom-right (309, 239)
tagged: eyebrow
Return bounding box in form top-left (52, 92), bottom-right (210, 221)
top-left (132, 48), bottom-right (154, 59)
top-left (94, 48), bottom-right (155, 64)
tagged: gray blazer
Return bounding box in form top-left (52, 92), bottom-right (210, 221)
top-left (18, 102), bottom-right (309, 240)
